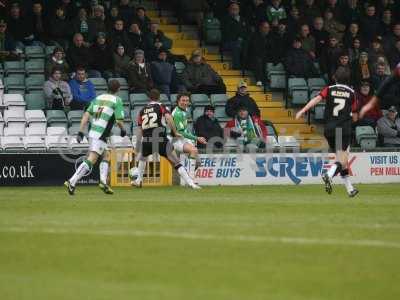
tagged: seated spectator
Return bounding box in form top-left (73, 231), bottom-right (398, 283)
top-left (68, 68), bottom-right (96, 110)
top-left (387, 40), bottom-right (400, 69)
top-left (150, 49), bottom-right (177, 96)
top-left (343, 23), bottom-right (362, 49)
top-left (72, 8), bottom-right (92, 42)
top-left (226, 81), bottom-right (260, 118)
top-left (301, 0), bottom-right (321, 26)
top-left (44, 67), bottom-right (73, 110)
top-left (311, 17), bottom-right (329, 58)
top-left (194, 105), bottom-right (224, 150)
top-left (284, 38), bottom-right (316, 78)
top-left (374, 56), bottom-right (391, 75)
top-left (323, 9), bottom-right (345, 41)
top-left (109, 19), bottom-right (132, 54)
top-left (383, 23), bottom-right (400, 53)
top-left (320, 34), bottom-right (343, 79)
top-left (354, 81), bottom-right (382, 128)
top-left (113, 44), bottom-right (131, 78)
top-left (118, 0), bottom-right (134, 26)
top-left (377, 106), bottom-right (400, 147)
top-left (106, 6), bottom-right (120, 32)
top-left (359, 4), bottom-right (381, 44)
top-left (247, 21), bottom-right (273, 86)
top-left (127, 23), bottom-right (145, 52)
top-left (286, 6), bottom-right (302, 36)
top-left (343, 0), bottom-right (362, 25)
top-left (144, 20), bottom-right (172, 61)
top-left (225, 106), bottom-right (267, 148)
top-left (181, 50), bottom-right (226, 95)
top-left (7, 3), bottom-right (38, 49)
top-left (266, 0), bottom-right (287, 25)
top-left (337, 51), bottom-right (351, 74)
top-left (323, 0), bottom-right (343, 22)
top-left (220, 2), bottom-right (249, 70)
top-left (126, 49), bottom-right (153, 93)
top-left (133, 6), bottom-right (151, 33)
top-left (49, 6), bottom-right (71, 50)
top-left (298, 24), bottom-right (316, 59)
top-left (0, 19), bottom-right (19, 62)
top-left (31, 2), bottom-right (49, 45)
top-left (371, 63), bottom-right (390, 91)
top-left (88, 5), bottom-right (107, 41)
top-left (45, 47), bottom-right (70, 81)
top-left (367, 38), bottom-right (386, 67)
top-left (270, 19), bottom-right (290, 64)
top-left (176, 0), bottom-right (209, 29)
top-left (90, 32), bottom-right (114, 79)
top-left (244, 0), bottom-right (266, 30)
top-left (348, 38), bottom-right (362, 64)
top-left (352, 52), bottom-right (372, 88)
top-left (380, 9), bottom-right (393, 36)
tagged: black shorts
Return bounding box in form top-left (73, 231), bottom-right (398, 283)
top-left (140, 136), bottom-right (173, 158)
top-left (324, 127), bottom-right (351, 151)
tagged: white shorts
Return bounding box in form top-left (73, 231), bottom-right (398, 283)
top-left (89, 138), bottom-right (109, 156)
top-left (172, 138), bottom-right (194, 152)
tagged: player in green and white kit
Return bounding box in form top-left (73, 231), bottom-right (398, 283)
top-left (171, 93), bottom-right (206, 178)
top-left (64, 80), bottom-right (126, 195)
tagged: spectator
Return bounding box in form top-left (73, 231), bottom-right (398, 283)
top-left (72, 8), bottom-right (92, 42)
top-left (31, 2), bottom-right (49, 45)
top-left (247, 21), bottom-right (273, 86)
top-left (244, 0), bottom-right (266, 30)
top-left (90, 32), bottom-right (114, 79)
top-left (320, 34), bottom-right (343, 79)
top-left (126, 49), bottom-right (153, 93)
top-left (377, 106), bottom-right (400, 147)
top-left (6, 3), bottom-right (36, 49)
top-left (0, 19), bottom-right (19, 62)
top-left (284, 38), bottom-right (316, 78)
top-left (133, 6), bottom-right (151, 33)
top-left (367, 38), bottom-right (386, 67)
top-left (106, 6), bottom-right (120, 32)
top-left (343, 0), bottom-right (362, 25)
top-left (286, 6), bottom-right (302, 36)
top-left (225, 106), bottom-right (267, 148)
top-left (343, 23), bottom-right (362, 49)
top-left (337, 51), bottom-right (351, 73)
top-left (359, 4), bottom-right (381, 44)
top-left (323, 9), bottom-right (345, 41)
top-left (150, 49), bottom-right (176, 96)
top-left (58, 0), bottom-right (78, 20)
top-left (127, 22), bottom-right (145, 52)
top-left (348, 37), bottom-right (362, 64)
top-left (383, 23), bottom-right (400, 53)
top-left (68, 67), bottom-right (96, 110)
top-left (49, 6), bottom-right (71, 50)
top-left (387, 40), bottom-right (400, 69)
top-left (324, 0), bottom-right (343, 22)
top-left (220, 2), bottom-right (249, 70)
top-left (181, 49), bottom-right (226, 95)
top-left (312, 17), bottom-right (329, 58)
top-left (176, 0), bottom-right (209, 30)
top-left (144, 20), bottom-right (172, 61)
top-left (371, 63), bottom-right (390, 91)
top-left (226, 81), bottom-right (260, 118)
top-left (299, 24), bottom-right (316, 59)
top-left (354, 81), bottom-right (382, 128)
top-left (67, 33), bottom-right (101, 78)
top-left (374, 56), bottom-right (391, 75)
top-left (194, 105), bottom-right (224, 150)
top-left (88, 5), bottom-right (107, 41)
top-left (45, 46), bottom-right (70, 81)
top-left (113, 44), bottom-right (131, 78)
top-left (118, 0), bottom-right (134, 25)
top-left (43, 66), bottom-right (72, 110)
top-left (301, 0), bottom-right (321, 26)
top-left (109, 19), bottom-right (131, 54)
top-left (380, 9), bottom-right (393, 36)
top-left (352, 52), bottom-right (372, 88)
top-left (266, 0), bottom-right (286, 25)
top-left (270, 19), bottom-right (290, 64)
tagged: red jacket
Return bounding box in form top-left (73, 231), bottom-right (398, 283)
top-left (225, 116), bottom-right (268, 140)
top-left (356, 92), bottom-right (382, 121)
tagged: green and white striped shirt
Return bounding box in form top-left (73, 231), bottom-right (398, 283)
top-left (86, 93), bottom-right (124, 141)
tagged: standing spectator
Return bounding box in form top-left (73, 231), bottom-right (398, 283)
top-left (371, 63), bottom-right (390, 91)
top-left (44, 67), bottom-right (73, 110)
top-left (126, 49), bottom-right (153, 93)
top-left (150, 48), bottom-right (176, 95)
top-left (88, 5), bottom-right (107, 42)
top-left (0, 19), bottom-right (19, 62)
top-left (270, 19), bottom-right (290, 64)
top-left (320, 34), bottom-right (343, 79)
top-left (194, 105), bottom-right (223, 150)
top-left (286, 6), bottom-right (302, 36)
top-left (49, 6), bottom-right (71, 49)
top-left (380, 9), bottom-right (394, 36)
top-left (220, 2), bottom-right (249, 70)
top-left (348, 37), bottom-right (362, 64)
top-left (226, 81), bottom-right (260, 118)
top-left (109, 19), bottom-right (132, 54)
top-left (312, 17), bottom-right (329, 58)
top-left (247, 21), bottom-right (273, 86)
top-left (266, 0), bottom-right (286, 24)
top-left (181, 49), bottom-right (226, 95)
top-left (284, 38), bottom-right (316, 78)
top-left (367, 38), bottom-right (386, 67)
top-left (343, 23), bottom-right (362, 49)
top-left (299, 24), bottom-right (316, 59)
top-left (383, 23), bottom-right (400, 53)
top-left (90, 32), bottom-right (114, 79)
top-left (387, 40), bottom-right (400, 69)
top-left (133, 6), bottom-right (151, 33)
top-left (352, 52), bottom-right (372, 88)
top-left (106, 6), bottom-right (120, 32)
top-left (45, 47), bottom-right (70, 81)
top-left (323, 0), bottom-right (343, 22)
top-left (354, 81), bottom-right (382, 128)
top-left (31, 1), bottom-right (48, 45)
top-left (301, 0), bottom-right (321, 26)
top-left (6, 3), bottom-right (35, 49)
top-left (118, 0), bottom-right (134, 25)
top-left (72, 8), bottom-right (91, 42)
top-left (377, 106), bottom-right (400, 147)
top-left (58, 0), bottom-right (78, 20)
top-left (113, 44), bottom-right (131, 78)
top-left (359, 4), bottom-right (381, 44)
top-left (68, 67), bottom-right (96, 110)
top-left (323, 9), bottom-right (345, 41)
top-left (244, 0), bottom-right (266, 30)
top-left (127, 22), bottom-right (145, 52)
top-left (343, 0), bottom-right (362, 25)
top-left (144, 20), bottom-right (172, 61)
top-left (176, 0), bottom-right (209, 30)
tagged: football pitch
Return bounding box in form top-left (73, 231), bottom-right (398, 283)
top-left (0, 184), bottom-right (399, 300)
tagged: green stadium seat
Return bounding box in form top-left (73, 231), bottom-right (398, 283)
top-left (46, 110), bottom-right (67, 125)
top-left (67, 110), bottom-right (83, 125)
top-left (25, 75), bottom-right (45, 92)
top-left (307, 78), bottom-right (326, 93)
top-left (4, 75), bottom-right (25, 92)
top-left (313, 103), bottom-right (325, 121)
top-left (45, 46), bottom-right (57, 56)
top-left (267, 63), bottom-right (286, 89)
top-left (170, 94), bottom-right (178, 104)
top-left (203, 16), bottom-right (221, 45)
top-left (356, 126), bottom-right (377, 150)
top-left (124, 106), bottom-right (131, 121)
top-left (288, 78), bottom-right (309, 106)
top-left (131, 108), bottom-right (142, 126)
top-left (211, 94), bottom-right (228, 105)
top-left (25, 59), bottom-right (45, 75)
top-left (89, 77), bottom-right (107, 89)
top-left (192, 106), bottom-right (204, 122)
top-left (159, 94), bottom-right (171, 106)
top-left (115, 90), bottom-right (129, 105)
top-left (25, 93), bottom-right (46, 110)
top-left (112, 122), bottom-right (132, 136)
top-left (108, 77), bottom-right (128, 90)
top-left (214, 105), bottom-right (229, 121)
top-left (25, 46), bottom-right (45, 59)
top-left (191, 94), bottom-right (210, 106)
top-left (130, 93), bottom-right (149, 107)
top-left (95, 89), bottom-right (107, 96)
top-left (4, 61), bottom-right (25, 75)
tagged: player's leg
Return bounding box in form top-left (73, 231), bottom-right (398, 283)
top-left (131, 152), bottom-right (146, 187)
top-left (321, 132), bottom-right (338, 194)
top-left (98, 150), bottom-right (114, 194)
top-left (182, 142), bottom-right (200, 179)
top-left (337, 146), bottom-right (359, 197)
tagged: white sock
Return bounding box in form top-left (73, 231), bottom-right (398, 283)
top-left (189, 158), bottom-right (196, 179)
top-left (99, 161), bottom-right (109, 184)
top-left (136, 160), bottom-right (146, 181)
top-left (327, 163), bottom-right (338, 178)
top-left (70, 160), bottom-right (91, 186)
top-left (341, 175), bottom-right (355, 194)
top-left (177, 166), bottom-right (195, 186)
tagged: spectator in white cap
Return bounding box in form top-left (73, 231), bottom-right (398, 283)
top-left (377, 106), bottom-right (400, 147)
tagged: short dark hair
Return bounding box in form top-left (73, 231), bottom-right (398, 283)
top-left (148, 88), bottom-right (160, 101)
top-left (333, 67), bottom-right (351, 85)
top-left (176, 92), bottom-right (190, 103)
top-left (76, 67), bottom-right (86, 73)
top-left (108, 79), bottom-right (120, 94)
top-left (51, 66), bottom-right (63, 75)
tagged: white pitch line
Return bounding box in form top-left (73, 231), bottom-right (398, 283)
top-left (1, 227), bottom-right (400, 250)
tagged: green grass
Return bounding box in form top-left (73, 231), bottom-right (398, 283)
top-left (1, 185), bottom-right (400, 300)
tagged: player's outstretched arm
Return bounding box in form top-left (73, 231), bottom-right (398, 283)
top-left (165, 113), bottom-right (182, 138)
top-left (295, 95), bottom-right (323, 120)
top-left (79, 112), bottom-right (90, 133)
top-left (116, 120), bottom-right (126, 137)
top-left (359, 95), bottom-right (378, 119)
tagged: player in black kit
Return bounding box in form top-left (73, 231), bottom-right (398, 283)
top-left (130, 89), bottom-right (200, 189)
top-left (296, 67), bottom-right (359, 197)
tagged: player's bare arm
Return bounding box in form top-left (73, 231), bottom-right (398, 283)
top-left (165, 113), bottom-right (182, 138)
top-left (359, 95), bottom-right (378, 119)
top-left (296, 95), bottom-right (323, 120)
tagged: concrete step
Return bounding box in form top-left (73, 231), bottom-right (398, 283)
top-left (226, 84), bottom-right (263, 92)
top-left (223, 77), bottom-right (252, 86)
top-left (216, 69), bottom-right (240, 76)
top-left (300, 139), bottom-right (329, 150)
top-left (261, 108), bottom-right (294, 119)
top-left (275, 124), bottom-right (316, 134)
top-left (173, 39), bottom-right (200, 48)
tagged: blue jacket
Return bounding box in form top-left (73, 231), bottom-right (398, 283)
top-left (69, 79), bottom-right (96, 104)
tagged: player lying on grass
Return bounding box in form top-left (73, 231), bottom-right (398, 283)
top-left (171, 93), bottom-right (207, 178)
top-left (65, 80), bottom-right (126, 195)
top-left (296, 67), bottom-right (359, 197)
top-left (130, 89), bottom-right (200, 189)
